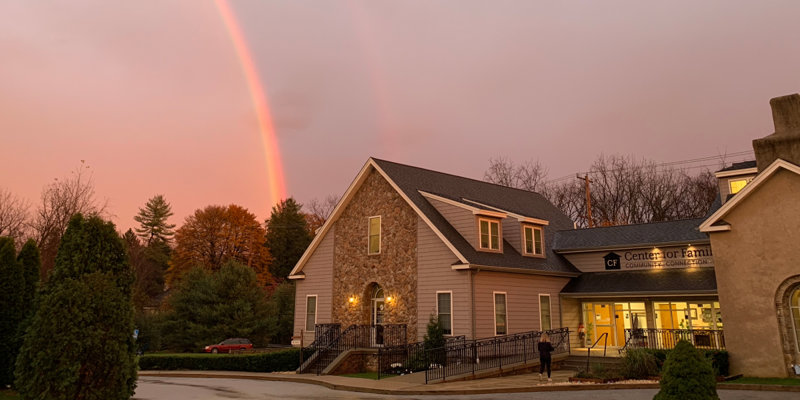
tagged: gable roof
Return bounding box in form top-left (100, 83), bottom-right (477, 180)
top-left (553, 218), bottom-right (709, 253)
top-left (700, 158), bottom-right (800, 232)
top-left (289, 158), bottom-right (580, 278)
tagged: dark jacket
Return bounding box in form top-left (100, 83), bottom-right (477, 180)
top-left (538, 341), bottom-right (554, 358)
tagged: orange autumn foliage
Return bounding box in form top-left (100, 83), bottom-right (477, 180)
top-left (167, 204), bottom-right (273, 287)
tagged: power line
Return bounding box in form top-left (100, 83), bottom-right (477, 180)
top-left (544, 150), bottom-right (754, 184)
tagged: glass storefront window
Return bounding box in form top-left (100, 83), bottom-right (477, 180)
top-left (653, 301), bottom-right (722, 330)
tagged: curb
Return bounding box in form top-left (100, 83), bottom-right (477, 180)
top-left (138, 372), bottom-right (800, 395)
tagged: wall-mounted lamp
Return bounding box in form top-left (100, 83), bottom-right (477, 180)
top-left (386, 296), bottom-right (393, 302)
top-left (348, 296), bottom-right (356, 304)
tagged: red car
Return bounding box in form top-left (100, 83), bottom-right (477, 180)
top-left (204, 338), bottom-right (253, 353)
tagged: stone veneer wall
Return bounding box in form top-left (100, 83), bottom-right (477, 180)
top-left (332, 169), bottom-right (418, 339)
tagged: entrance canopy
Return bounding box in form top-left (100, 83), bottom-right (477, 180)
top-left (561, 268), bottom-right (717, 297)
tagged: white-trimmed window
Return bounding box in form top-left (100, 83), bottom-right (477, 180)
top-left (539, 294), bottom-right (551, 331)
top-left (523, 225), bottom-right (544, 256)
top-left (479, 218), bottom-right (500, 251)
top-left (494, 292), bottom-right (507, 335)
top-left (305, 295), bottom-right (317, 331)
top-left (368, 216), bottom-right (381, 254)
top-left (729, 179), bottom-right (748, 194)
top-left (436, 291), bottom-right (453, 336)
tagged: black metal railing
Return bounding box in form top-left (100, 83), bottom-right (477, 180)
top-left (300, 323), bottom-right (408, 375)
top-left (423, 328), bottom-right (570, 383)
top-left (298, 323), bottom-right (341, 373)
top-left (623, 328), bottom-right (725, 350)
top-left (585, 332), bottom-right (608, 373)
top-left (376, 335), bottom-right (466, 379)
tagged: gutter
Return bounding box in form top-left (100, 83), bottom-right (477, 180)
top-left (452, 264), bottom-right (579, 278)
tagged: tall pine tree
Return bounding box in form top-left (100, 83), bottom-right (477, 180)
top-left (15, 214), bottom-right (137, 399)
top-left (134, 194), bottom-right (176, 245)
top-left (264, 198), bottom-right (312, 281)
top-left (0, 237), bottom-right (24, 387)
top-left (17, 239), bottom-right (41, 322)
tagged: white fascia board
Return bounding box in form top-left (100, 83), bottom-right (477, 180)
top-left (419, 191), bottom-right (507, 218)
top-left (287, 274), bottom-right (306, 280)
top-left (373, 162), bottom-right (469, 264)
top-left (700, 159), bottom-right (800, 232)
top-left (461, 199), bottom-right (549, 225)
top-left (288, 160), bottom-right (374, 277)
top-left (714, 168), bottom-right (758, 178)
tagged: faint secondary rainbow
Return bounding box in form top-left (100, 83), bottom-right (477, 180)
top-left (214, 0), bottom-right (287, 206)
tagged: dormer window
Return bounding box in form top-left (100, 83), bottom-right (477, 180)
top-left (729, 179), bottom-right (748, 194)
top-left (478, 218), bottom-right (500, 251)
top-left (523, 225), bottom-right (544, 256)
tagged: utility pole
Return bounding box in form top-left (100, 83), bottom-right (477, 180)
top-left (577, 174), bottom-right (594, 228)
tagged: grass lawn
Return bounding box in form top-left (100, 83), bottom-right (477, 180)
top-left (723, 377), bottom-right (800, 386)
top-left (0, 390), bottom-right (19, 400)
top-left (341, 372), bottom-right (380, 380)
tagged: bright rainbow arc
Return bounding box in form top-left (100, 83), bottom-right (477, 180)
top-left (214, 0), bottom-right (287, 206)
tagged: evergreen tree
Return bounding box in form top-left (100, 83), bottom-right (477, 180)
top-left (161, 261), bottom-right (271, 351)
top-left (123, 229), bottom-right (168, 310)
top-left (264, 198), bottom-right (312, 281)
top-left (0, 237), bottom-right (24, 387)
top-left (266, 281), bottom-right (295, 344)
top-left (654, 340), bottom-right (719, 400)
top-left (15, 214), bottom-right (137, 400)
top-left (134, 194), bottom-right (176, 245)
top-left (17, 239), bottom-right (41, 322)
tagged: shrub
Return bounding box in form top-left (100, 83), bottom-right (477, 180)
top-left (138, 349), bottom-right (301, 372)
top-left (15, 215), bottom-right (137, 400)
top-left (654, 340), bottom-right (718, 400)
top-left (640, 348), bottom-right (729, 376)
top-left (423, 315), bottom-right (446, 366)
top-left (621, 348), bottom-right (659, 379)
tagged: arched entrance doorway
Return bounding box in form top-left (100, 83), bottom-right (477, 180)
top-left (776, 276), bottom-right (800, 374)
top-left (369, 284), bottom-right (385, 346)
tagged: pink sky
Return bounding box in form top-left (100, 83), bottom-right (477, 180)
top-left (1, 1), bottom-right (799, 232)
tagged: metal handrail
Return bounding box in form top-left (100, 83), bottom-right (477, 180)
top-left (585, 332), bottom-right (608, 373)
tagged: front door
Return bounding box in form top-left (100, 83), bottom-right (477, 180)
top-left (371, 286), bottom-right (385, 346)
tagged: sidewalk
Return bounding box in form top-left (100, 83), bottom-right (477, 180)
top-left (139, 369), bottom-right (661, 395)
top-left (139, 369), bottom-right (800, 396)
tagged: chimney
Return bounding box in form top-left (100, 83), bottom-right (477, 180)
top-left (753, 93), bottom-right (800, 171)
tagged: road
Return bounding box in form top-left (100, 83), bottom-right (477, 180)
top-left (135, 377), bottom-right (797, 400)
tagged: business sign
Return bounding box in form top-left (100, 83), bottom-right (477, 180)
top-left (604, 245), bottom-right (713, 270)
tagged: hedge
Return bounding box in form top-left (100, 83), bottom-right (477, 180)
top-left (642, 348), bottom-right (729, 376)
top-left (139, 349), bottom-right (301, 372)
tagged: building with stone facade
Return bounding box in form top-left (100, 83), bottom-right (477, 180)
top-left (289, 158), bottom-right (578, 346)
top-left (292, 93), bottom-right (800, 378)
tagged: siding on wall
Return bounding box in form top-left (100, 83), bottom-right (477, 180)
top-left (426, 197), bottom-right (477, 249)
top-left (416, 217), bottom-right (472, 341)
top-left (473, 271), bottom-right (570, 338)
top-left (294, 227), bottom-right (335, 345)
top-left (560, 297), bottom-right (582, 347)
top-left (562, 245), bottom-right (713, 273)
top-left (502, 217), bottom-right (522, 254)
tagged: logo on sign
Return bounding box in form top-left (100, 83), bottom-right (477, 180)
top-left (604, 252), bottom-right (621, 270)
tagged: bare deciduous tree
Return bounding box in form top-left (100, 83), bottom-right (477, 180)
top-left (305, 194), bottom-right (340, 235)
top-left (484, 157), bottom-right (549, 193)
top-left (0, 188), bottom-right (30, 244)
top-left (30, 162), bottom-right (107, 280)
top-left (486, 154), bottom-right (719, 228)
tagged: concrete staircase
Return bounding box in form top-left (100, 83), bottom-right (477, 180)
top-left (561, 354), bottom-right (622, 372)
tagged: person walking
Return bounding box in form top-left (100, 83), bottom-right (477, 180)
top-left (538, 333), bottom-right (555, 383)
